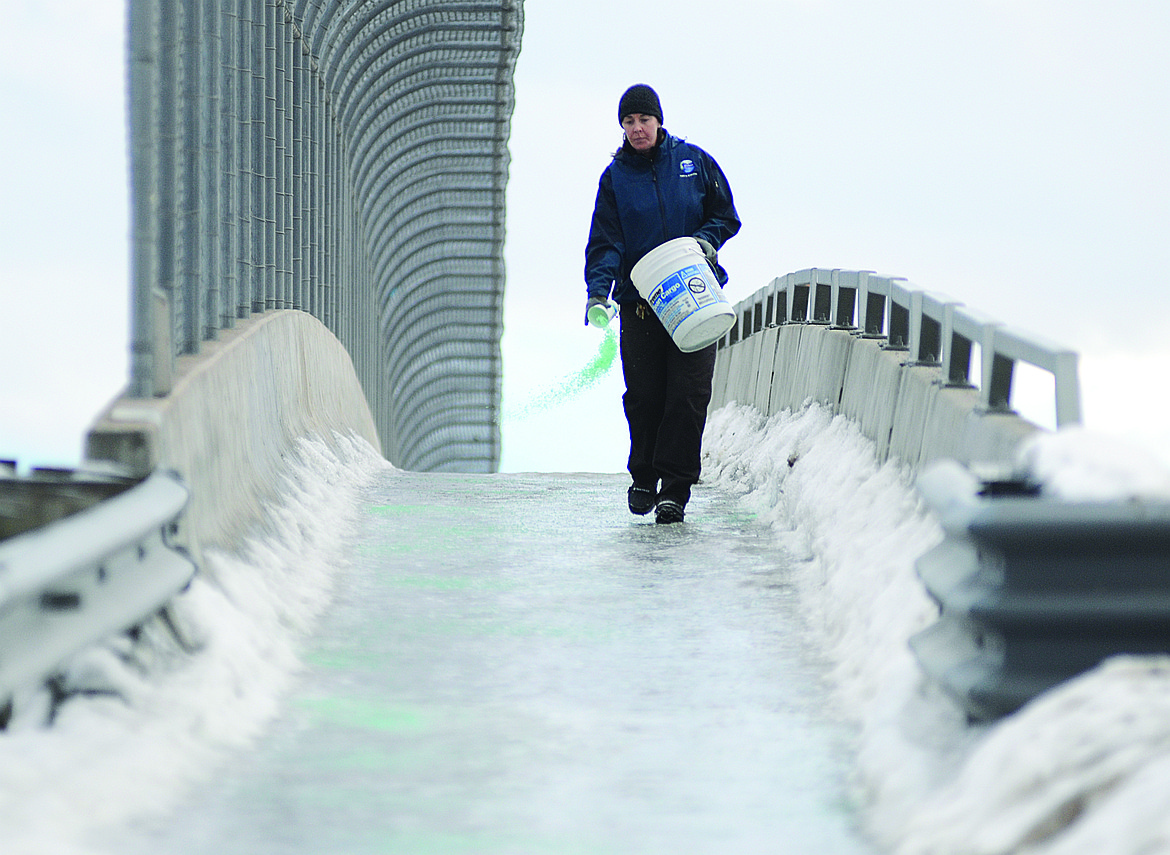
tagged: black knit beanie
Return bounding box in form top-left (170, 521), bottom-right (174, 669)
top-left (618, 84), bottom-right (663, 125)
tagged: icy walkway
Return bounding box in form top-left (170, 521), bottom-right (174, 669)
top-left (113, 470), bottom-right (874, 854)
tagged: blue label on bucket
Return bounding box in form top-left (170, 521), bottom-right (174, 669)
top-left (647, 263), bottom-right (718, 334)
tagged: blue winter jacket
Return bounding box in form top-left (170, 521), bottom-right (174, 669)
top-left (585, 131), bottom-right (741, 305)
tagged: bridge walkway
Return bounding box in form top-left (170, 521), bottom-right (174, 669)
top-left (112, 470), bottom-right (874, 854)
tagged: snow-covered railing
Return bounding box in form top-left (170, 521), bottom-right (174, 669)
top-left (721, 269), bottom-right (1082, 429)
top-left (710, 269), bottom-right (1170, 722)
top-left (0, 470), bottom-right (195, 726)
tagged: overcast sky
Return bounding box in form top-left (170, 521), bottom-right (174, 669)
top-left (3, 2), bottom-right (1168, 473)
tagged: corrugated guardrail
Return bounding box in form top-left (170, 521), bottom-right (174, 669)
top-left (0, 471), bottom-right (195, 726)
top-left (911, 461), bottom-right (1170, 720)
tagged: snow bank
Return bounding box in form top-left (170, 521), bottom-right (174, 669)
top-left (704, 402), bottom-right (1170, 855)
top-left (0, 433), bottom-right (389, 855)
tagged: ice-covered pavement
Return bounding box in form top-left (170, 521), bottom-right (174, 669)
top-left (4, 406), bottom-right (1170, 853)
top-left (95, 467), bottom-right (872, 854)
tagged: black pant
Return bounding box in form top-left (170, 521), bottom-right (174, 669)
top-left (619, 302), bottom-right (717, 507)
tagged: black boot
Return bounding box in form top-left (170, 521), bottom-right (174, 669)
top-left (655, 500), bottom-right (685, 524)
top-left (627, 484), bottom-right (656, 516)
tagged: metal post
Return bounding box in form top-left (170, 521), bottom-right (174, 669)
top-left (128, 0), bottom-right (165, 396)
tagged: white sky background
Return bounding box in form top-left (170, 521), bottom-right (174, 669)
top-left (1, 5), bottom-right (128, 471)
top-left (2, 2), bottom-right (1168, 473)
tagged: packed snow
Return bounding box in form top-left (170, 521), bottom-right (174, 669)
top-left (0, 433), bottom-right (390, 855)
top-left (4, 407), bottom-right (1170, 853)
top-left (702, 402), bottom-right (1170, 855)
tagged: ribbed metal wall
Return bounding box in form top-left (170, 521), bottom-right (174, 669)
top-left (127, 0), bottom-right (523, 472)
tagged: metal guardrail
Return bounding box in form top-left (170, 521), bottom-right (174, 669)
top-left (0, 471), bottom-right (195, 725)
top-left (910, 461), bottom-right (1170, 720)
top-left (720, 268), bottom-right (1082, 428)
top-left (126, 0), bottom-right (524, 472)
top-left (711, 269), bottom-right (1135, 719)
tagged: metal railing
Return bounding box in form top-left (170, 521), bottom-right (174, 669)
top-left (0, 471), bottom-right (195, 725)
top-left (126, 0), bottom-right (524, 472)
top-left (711, 269), bottom-right (1116, 720)
top-left (721, 268), bottom-right (1082, 428)
top-left (912, 460), bottom-right (1170, 720)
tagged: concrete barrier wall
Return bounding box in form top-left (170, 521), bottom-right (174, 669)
top-left (713, 324), bottom-right (1038, 473)
top-left (85, 310), bottom-right (380, 564)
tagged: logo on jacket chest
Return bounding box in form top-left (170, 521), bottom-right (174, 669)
top-left (679, 159), bottom-right (698, 178)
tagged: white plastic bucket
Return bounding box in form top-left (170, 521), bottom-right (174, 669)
top-left (629, 237), bottom-right (735, 352)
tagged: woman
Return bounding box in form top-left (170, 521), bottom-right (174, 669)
top-left (584, 84), bottom-right (741, 524)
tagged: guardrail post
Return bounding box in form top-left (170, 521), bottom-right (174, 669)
top-left (830, 269), bottom-right (858, 330)
top-left (129, 0), bottom-right (179, 398)
top-left (811, 268), bottom-right (832, 324)
top-left (1053, 350), bottom-right (1082, 427)
top-left (907, 288), bottom-right (925, 360)
top-left (982, 326), bottom-right (1015, 413)
top-left (777, 273), bottom-right (792, 324)
top-left (940, 303), bottom-right (972, 386)
top-left (761, 277), bottom-right (782, 327)
top-left (858, 272), bottom-right (887, 338)
top-left (913, 291), bottom-right (957, 367)
top-left (151, 290), bottom-right (174, 395)
top-left (887, 278), bottom-right (911, 350)
top-left (789, 270), bottom-right (813, 323)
